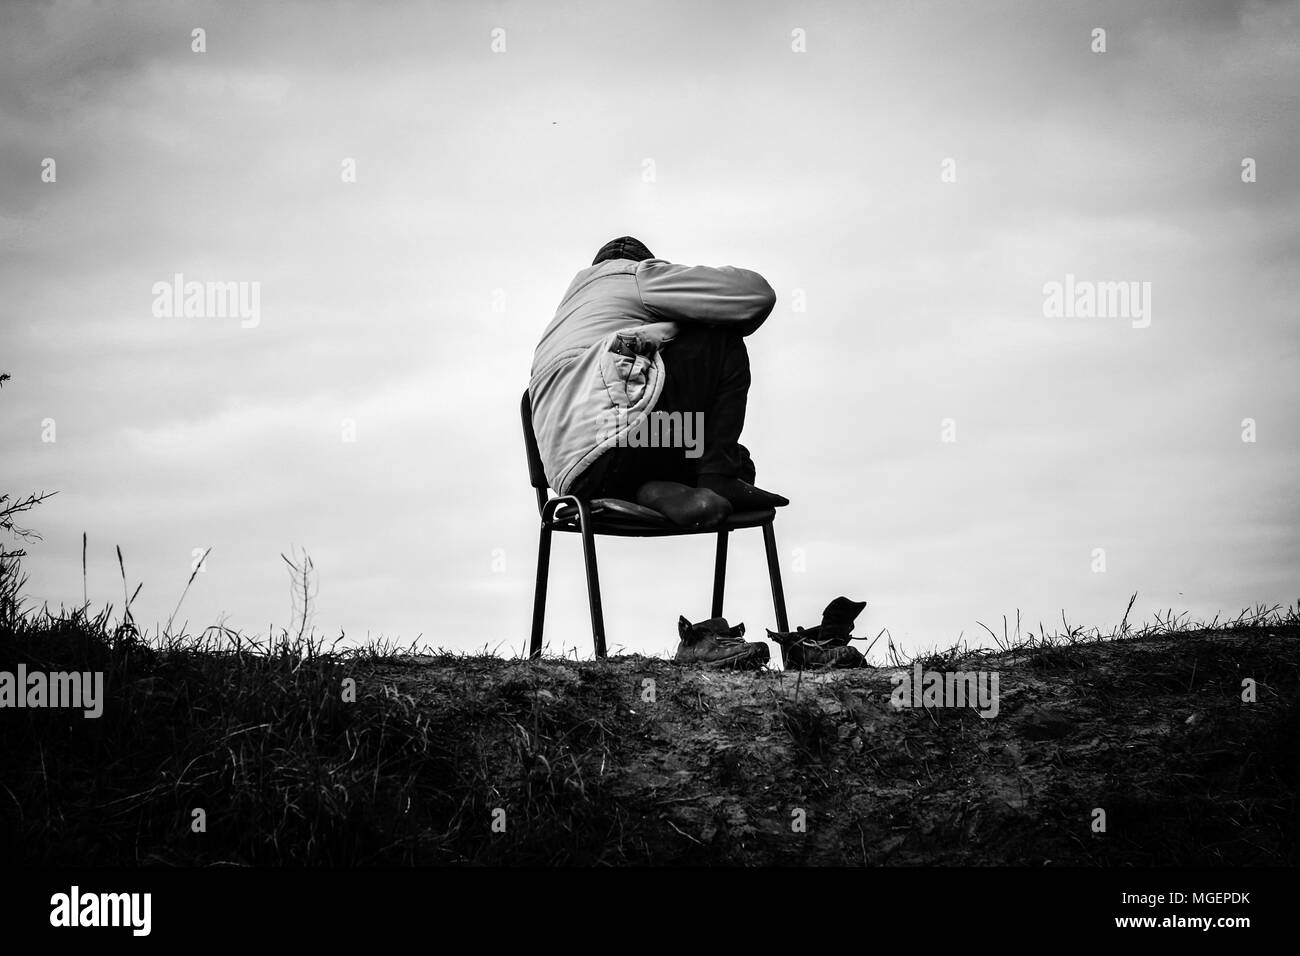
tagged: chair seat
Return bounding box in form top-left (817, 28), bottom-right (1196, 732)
top-left (550, 497), bottom-right (777, 537)
top-left (521, 388), bottom-right (789, 657)
top-left (554, 497), bottom-right (668, 525)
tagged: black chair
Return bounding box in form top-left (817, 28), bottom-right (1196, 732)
top-left (521, 390), bottom-right (790, 658)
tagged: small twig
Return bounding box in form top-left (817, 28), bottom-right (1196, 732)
top-left (666, 819), bottom-right (703, 845)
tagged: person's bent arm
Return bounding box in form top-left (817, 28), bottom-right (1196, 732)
top-left (615, 320), bottom-right (680, 356)
top-left (635, 261), bottom-right (777, 336)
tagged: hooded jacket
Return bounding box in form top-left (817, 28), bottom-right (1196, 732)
top-left (528, 256), bottom-right (776, 495)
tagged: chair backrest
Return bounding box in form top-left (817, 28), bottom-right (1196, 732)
top-left (520, 391), bottom-right (551, 506)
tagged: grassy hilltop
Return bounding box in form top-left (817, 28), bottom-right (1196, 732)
top-left (3, 565), bottom-right (1297, 865)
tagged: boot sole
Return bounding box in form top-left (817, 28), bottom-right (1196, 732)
top-left (675, 646), bottom-right (770, 670)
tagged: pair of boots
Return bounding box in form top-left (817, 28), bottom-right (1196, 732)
top-left (674, 597), bottom-right (870, 670)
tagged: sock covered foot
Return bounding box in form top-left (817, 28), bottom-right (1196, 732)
top-left (697, 474), bottom-right (790, 510)
top-left (635, 481), bottom-right (733, 529)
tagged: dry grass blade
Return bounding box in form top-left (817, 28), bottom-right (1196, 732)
top-left (166, 546), bottom-right (211, 636)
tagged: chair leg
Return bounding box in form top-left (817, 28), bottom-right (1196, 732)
top-left (711, 530), bottom-right (729, 618)
top-left (529, 524), bottom-right (552, 659)
top-left (579, 517), bottom-right (607, 658)
top-left (762, 521), bottom-right (789, 632)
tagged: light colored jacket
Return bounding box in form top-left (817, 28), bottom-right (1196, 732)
top-left (528, 257), bottom-right (776, 495)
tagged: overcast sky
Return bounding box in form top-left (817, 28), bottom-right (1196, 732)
top-left (2, 0), bottom-right (1297, 659)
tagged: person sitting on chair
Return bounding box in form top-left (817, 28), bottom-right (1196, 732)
top-left (528, 235), bottom-right (789, 529)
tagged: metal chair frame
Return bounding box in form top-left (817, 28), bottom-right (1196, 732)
top-left (521, 390), bottom-right (789, 658)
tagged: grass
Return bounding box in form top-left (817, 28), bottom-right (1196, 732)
top-left (1, 539), bottom-right (649, 864)
top-left (3, 537), bottom-right (1298, 865)
top-left (0, 610), bottom-right (652, 864)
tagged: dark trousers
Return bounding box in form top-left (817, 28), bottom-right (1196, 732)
top-left (572, 325), bottom-right (757, 501)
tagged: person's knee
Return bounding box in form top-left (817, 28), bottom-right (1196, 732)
top-left (668, 323), bottom-right (741, 353)
top-left (660, 325), bottom-right (747, 385)
top-left (661, 324), bottom-right (712, 361)
top-left (635, 482), bottom-right (732, 529)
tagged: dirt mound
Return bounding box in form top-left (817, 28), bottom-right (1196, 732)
top-left (356, 625), bottom-right (1300, 864)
